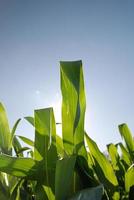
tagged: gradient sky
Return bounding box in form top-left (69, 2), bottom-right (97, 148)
top-left (0, 0), bottom-right (134, 150)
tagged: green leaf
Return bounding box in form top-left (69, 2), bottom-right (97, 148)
top-left (0, 174), bottom-right (10, 200)
top-left (119, 124), bottom-right (134, 159)
top-left (24, 116), bottom-right (34, 126)
top-left (34, 183), bottom-right (48, 200)
top-left (10, 119), bottom-right (21, 147)
top-left (107, 143), bottom-right (125, 187)
top-left (117, 142), bottom-right (131, 168)
top-left (125, 164), bottom-right (134, 193)
top-left (0, 154), bottom-right (37, 179)
top-left (34, 108), bottom-right (51, 160)
top-left (56, 135), bottom-right (65, 158)
top-left (17, 135), bottom-right (34, 147)
top-left (34, 107), bottom-right (57, 198)
top-left (10, 179), bottom-right (23, 200)
top-left (85, 133), bottom-right (120, 199)
top-left (75, 155), bottom-right (97, 189)
top-left (16, 147), bottom-right (31, 155)
top-left (13, 136), bottom-right (23, 157)
top-left (34, 107), bottom-right (57, 161)
top-left (107, 143), bottom-right (120, 170)
top-left (43, 185), bottom-right (55, 200)
top-left (86, 134), bottom-right (118, 186)
top-left (0, 103), bottom-right (11, 154)
top-left (60, 61), bottom-right (87, 158)
top-left (55, 155), bottom-right (76, 200)
top-left (69, 185), bottom-right (103, 200)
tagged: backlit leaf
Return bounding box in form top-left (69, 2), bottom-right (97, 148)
top-left (60, 60), bottom-right (87, 158)
top-left (125, 164), bottom-right (134, 193)
top-left (119, 124), bottom-right (134, 160)
top-left (0, 103), bottom-right (11, 154)
top-left (85, 133), bottom-right (120, 199)
top-left (0, 154), bottom-right (37, 179)
top-left (17, 135), bottom-right (34, 147)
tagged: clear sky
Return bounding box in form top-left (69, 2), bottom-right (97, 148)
top-left (0, 0), bottom-right (134, 150)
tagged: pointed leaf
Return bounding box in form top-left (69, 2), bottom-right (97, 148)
top-left (85, 133), bottom-right (120, 199)
top-left (10, 119), bottom-right (21, 147)
top-left (117, 142), bottom-right (131, 167)
top-left (34, 107), bottom-right (57, 197)
top-left (13, 136), bottom-right (23, 157)
top-left (16, 147), bottom-right (31, 155)
top-left (119, 124), bottom-right (134, 158)
top-left (0, 103), bottom-right (11, 154)
top-left (60, 61), bottom-right (87, 158)
top-left (17, 135), bottom-right (34, 147)
top-left (107, 143), bottom-right (120, 170)
top-left (24, 116), bottom-right (34, 126)
top-left (34, 108), bottom-right (51, 160)
top-left (10, 179), bottom-right (23, 200)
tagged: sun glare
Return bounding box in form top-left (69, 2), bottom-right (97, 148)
top-left (52, 94), bottom-right (62, 137)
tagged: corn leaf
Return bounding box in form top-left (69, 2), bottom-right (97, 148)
top-left (43, 185), bottom-right (55, 200)
top-left (69, 185), bottom-right (103, 200)
top-left (119, 124), bottom-right (134, 159)
top-left (55, 155), bottom-right (76, 200)
top-left (0, 103), bottom-right (11, 154)
top-left (107, 143), bottom-right (125, 187)
top-left (17, 135), bottom-right (34, 147)
top-left (24, 116), bottom-right (34, 126)
top-left (13, 136), bottom-right (24, 157)
top-left (125, 164), bottom-right (134, 193)
top-left (10, 179), bottom-right (23, 200)
top-left (0, 175), bottom-right (9, 200)
top-left (56, 135), bottom-right (65, 158)
top-left (60, 60), bottom-right (87, 158)
top-left (35, 183), bottom-right (48, 200)
top-left (10, 119), bottom-right (21, 147)
top-left (107, 143), bottom-right (120, 170)
top-left (34, 107), bottom-right (57, 198)
top-left (117, 142), bottom-right (131, 168)
top-left (34, 108), bottom-right (51, 160)
top-left (85, 133), bottom-right (120, 199)
top-left (16, 147), bottom-right (31, 155)
top-left (0, 154), bottom-right (37, 179)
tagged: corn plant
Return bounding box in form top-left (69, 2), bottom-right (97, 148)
top-left (0, 61), bottom-right (103, 200)
top-left (0, 60), bottom-right (133, 199)
top-left (0, 103), bottom-right (34, 199)
top-left (85, 123), bottom-right (134, 199)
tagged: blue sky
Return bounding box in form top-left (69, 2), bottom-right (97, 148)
top-left (0, 0), bottom-right (134, 150)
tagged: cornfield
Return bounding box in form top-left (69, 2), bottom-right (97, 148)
top-left (0, 60), bottom-right (133, 199)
